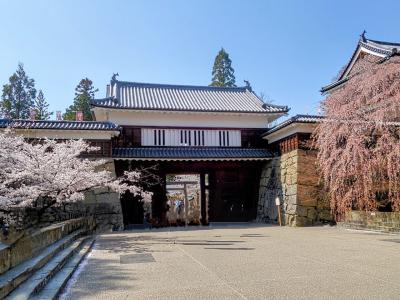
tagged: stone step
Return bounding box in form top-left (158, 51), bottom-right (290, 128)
top-left (0, 229), bottom-right (85, 299)
top-left (4, 236), bottom-right (91, 300)
top-left (30, 237), bottom-right (95, 300)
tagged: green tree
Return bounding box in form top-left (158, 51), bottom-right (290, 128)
top-left (1, 63), bottom-right (36, 119)
top-left (64, 78), bottom-right (98, 121)
top-left (210, 48), bottom-right (236, 87)
top-left (34, 90), bottom-right (53, 120)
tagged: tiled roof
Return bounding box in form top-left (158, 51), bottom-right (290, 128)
top-left (262, 114), bottom-right (323, 137)
top-left (320, 78), bottom-right (349, 94)
top-left (359, 38), bottom-right (400, 55)
top-left (91, 81), bottom-right (289, 114)
top-left (112, 147), bottom-right (274, 160)
top-left (321, 35), bottom-right (400, 94)
top-left (0, 119), bottom-right (120, 131)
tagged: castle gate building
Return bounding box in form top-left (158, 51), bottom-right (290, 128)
top-left (3, 34), bottom-right (399, 229)
top-left (90, 80), bottom-right (288, 226)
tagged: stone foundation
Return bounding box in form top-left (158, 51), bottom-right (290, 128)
top-left (341, 211), bottom-right (400, 233)
top-left (82, 186), bottom-right (123, 230)
top-left (257, 149), bottom-right (332, 226)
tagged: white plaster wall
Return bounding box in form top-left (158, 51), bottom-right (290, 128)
top-left (93, 108), bottom-right (284, 129)
top-left (141, 128), bottom-right (241, 147)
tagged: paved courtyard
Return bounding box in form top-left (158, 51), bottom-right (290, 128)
top-left (62, 225), bottom-right (400, 300)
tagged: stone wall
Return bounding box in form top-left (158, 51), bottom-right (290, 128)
top-left (80, 159), bottom-right (123, 230)
top-left (341, 211), bottom-right (400, 233)
top-left (1, 159), bottom-right (124, 233)
top-left (40, 159), bottom-right (123, 230)
top-left (296, 149), bottom-right (332, 225)
top-left (82, 186), bottom-right (123, 230)
top-left (0, 217), bottom-right (95, 275)
top-left (257, 149), bottom-right (332, 226)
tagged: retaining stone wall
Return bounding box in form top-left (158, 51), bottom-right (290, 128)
top-left (257, 149), bottom-right (332, 226)
top-left (63, 159), bottom-right (124, 230)
top-left (341, 211), bottom-right (400, 233)
top-left (0, 217), bottom-right (95, 275)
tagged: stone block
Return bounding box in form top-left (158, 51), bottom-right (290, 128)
top-left (285, 214), bottom-right (296, 226)
top-left (0, 246), bottom-right (10, 275)
top-left (319, 210), bottom-right (333, 221)
top-left (84, 191), bottom-right (97, 204)
top-left (297, 185), bottom-right (318, 206)
top-left (285, 194), bottom-right (297, 205)
top-left (285, 185), bottom-right (297, 196)
top-left (296, 205), bottom-right (308, 217)
top-left (294, 216), bottom-right (314, 227)
top-left (287, 173), bottom-right (298, 185)
top-left (297, 172), bottom-right (319, 186)
top-left (93, 186), bottom-right (110, 195)
top-left (317, 196), bottom-right (330, 210)
top-left (95, 160), bottom-right (117, 177)
top-left (286, 203), bottom-right (297, 214)
top-left (286, 165), bottom-right (297, 176)
top-left (287, 149), bottom-right (298, 158)
top-left (307, 207), bottom-right (317, 220)
top-left (95, 192), bottom-right (118, 204)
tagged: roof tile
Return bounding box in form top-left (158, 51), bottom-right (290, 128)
top-left (92, 81), bottom-right (289, 114)
top-left (263, 114), bottom-right (323, 136)
top-left (113, 147), bottom-right (274, 160)
top-left (0, 119), bottom-right (120, 131)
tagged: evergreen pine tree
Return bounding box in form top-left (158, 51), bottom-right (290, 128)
top-left (210, 48), bottom-right (236, 87)
top-left (34, 90), bottom-right (53, 120)
top-left (63, 78), bottom-right (98, 121)
top-left (1, 63), bottom-right (36, 119)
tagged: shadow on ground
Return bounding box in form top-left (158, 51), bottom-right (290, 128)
top-left (63, 257), bottom-right (135, 300)
top-left (95, 232), bottom-right (266, 253)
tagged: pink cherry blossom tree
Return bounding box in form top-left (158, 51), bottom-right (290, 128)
top-left (0, 130), bottom-right (153, 216)
top-left (314, 55), bottom-right (400, 220)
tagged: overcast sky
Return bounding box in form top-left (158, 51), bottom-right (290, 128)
top-left (1, 0), bottom-right (400, 119)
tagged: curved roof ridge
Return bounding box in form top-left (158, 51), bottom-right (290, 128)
top-left (365, 38), bottom-right (400, 47)
top-left (321, 34), bottom-right (400, 94)
top-left (115, 80), bottom-right (249, 91)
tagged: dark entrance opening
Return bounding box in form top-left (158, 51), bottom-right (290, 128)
top-left (211, 168), bottom-right (260, 222)
top-left (213, 170), bottom-right (244, 222)
top-left (115, 160), bottom-right (262, 227)
top-left (120, 191), bottom-right (144, 225)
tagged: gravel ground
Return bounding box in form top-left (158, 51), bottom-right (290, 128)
top-left (62, 225), bottom-right (400, 300)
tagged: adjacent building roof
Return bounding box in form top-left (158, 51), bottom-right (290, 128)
top-left (91, 80), bottom-right (289, 114)
top-left (112, 147), bottom-right (274, 161)
top-left (262, 114), bottom-right (323, 137)
top-left (321, 33), bottom-right (400, 94)
top-left (0, 119), bottom-right (120, 131)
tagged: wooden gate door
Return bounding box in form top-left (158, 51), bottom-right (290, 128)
top-left (213, 170), bottom-right (248, 222)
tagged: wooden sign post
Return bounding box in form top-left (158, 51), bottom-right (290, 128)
top-left (275, 197), bottom-right (282, 226)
